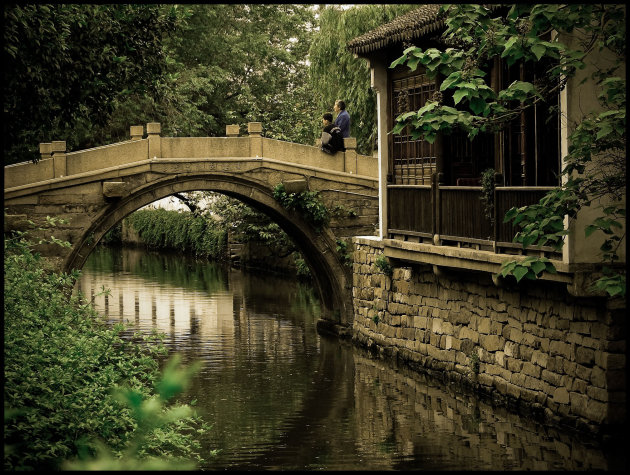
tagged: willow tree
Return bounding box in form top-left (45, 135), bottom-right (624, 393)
top-left (390, 4), bottom-right (625, 297)
top-left (308, 4), bottom-right (419, 155)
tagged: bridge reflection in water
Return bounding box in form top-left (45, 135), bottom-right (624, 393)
top-left (74, 246), bottom-right (622, 471)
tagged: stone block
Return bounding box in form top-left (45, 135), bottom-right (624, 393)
top-left (490, 321), bottom-right (503, 335)
top-left (569, 321), bottom-right (591, 334)
top-left (145, 123), bottom-right (163, 138)
top-left (504, 341), bottom-right (520, 358)
top-left (225, 124), bottom-right (240, 136)
top-left (477, 317), bottom-right (491, 334)
top-left (478, 372), bottom-right (494, 388)
top-left (505, 382), bottom-right (522, 399)
top-left (553, 387), bottom-right (570, 404)
top-left (569, 391), bottom-right (588, 417)
top-left (495, 351), bottom-right (505, 368)
top-left (432, 318), bottom-right (444, 334)
top-left (575, 347), bottom-right (595, 367)
top-left (541, 369), bottom-right (562, 386)
top-left (531, 350), bottom-right (549, 369)
top-left (522, 362), bottom-right (541, 378)
top-left (480, 334), bottom-right (502, 352)
top-left (460, 339), bottom-right (475, 355)
top-left (459, 326), bottom-right (479, 344)
top-left (519, 344), bottom-right (534, 361)
top-left (506, 356), bottom-right (523, 373)
top-left (549, 340), bottom-right (572, 359)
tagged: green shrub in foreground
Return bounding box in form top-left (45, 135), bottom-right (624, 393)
top-left (4, 230), bottom-right (208, 470)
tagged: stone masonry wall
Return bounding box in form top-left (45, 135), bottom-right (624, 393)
top-left (351, 237), bottom-right (626, 433)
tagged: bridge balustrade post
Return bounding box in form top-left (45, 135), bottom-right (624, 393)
top-left (248, 122), bottom-right (263, 158)
top-left (39, 142), bottom-right (52, 162)
top-left (130, 125), bottom-right (144, 141)
top-left (343, 137), bottom-right (357, 174)
top-left (147, 122), bottom-right (161, 158)
top-left (226, 124), bottom-right (240, 137)
top-left (51, 141), bottom-right (66, 178)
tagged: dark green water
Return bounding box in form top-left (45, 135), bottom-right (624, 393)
top-left (75, 246), bottom-right (624, 470)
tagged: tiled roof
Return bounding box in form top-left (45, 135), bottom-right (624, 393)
top-left (347, 5), bottom-right (446, 55)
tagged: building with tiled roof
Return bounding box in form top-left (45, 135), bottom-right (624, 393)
top-left (347, 4), bottom-right (445, 55)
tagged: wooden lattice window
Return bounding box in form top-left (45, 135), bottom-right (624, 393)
top-left (389, 71), bottom-right (437, 185)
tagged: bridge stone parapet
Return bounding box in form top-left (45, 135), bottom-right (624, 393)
top-left (4, 122), bottom-right (379, 329)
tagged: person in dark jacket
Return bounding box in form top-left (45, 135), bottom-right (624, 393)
top-left (333, 100), bottom-right (351, 138)
top-left (321, 112), bottom-right (344, 154)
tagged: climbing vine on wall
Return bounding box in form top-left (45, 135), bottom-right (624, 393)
top-left (272, 183), bottom-right (330, 231)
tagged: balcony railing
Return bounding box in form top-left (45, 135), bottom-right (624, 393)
top-left (387, 173), bottom-right (559, 256)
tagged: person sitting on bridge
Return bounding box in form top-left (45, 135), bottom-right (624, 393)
top-left (321, 112), bottom-right (345, 155)
top-left (333, 100), bottom-right (351, 138)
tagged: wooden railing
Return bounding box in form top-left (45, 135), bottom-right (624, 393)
top-left (387, 173), bottom-right (559, 255)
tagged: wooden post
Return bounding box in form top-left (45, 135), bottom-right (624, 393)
top-left (493, 172), bottom-right (503, 253)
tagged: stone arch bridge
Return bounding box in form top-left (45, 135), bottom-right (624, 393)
top-left (4, 122), bottom-right (379, 328)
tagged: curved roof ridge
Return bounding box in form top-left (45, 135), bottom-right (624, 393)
top-left (347, 5), bottom-right (445, 55)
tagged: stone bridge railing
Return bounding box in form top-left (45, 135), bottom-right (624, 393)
top-left (4, 122), bottom-right (377, 191)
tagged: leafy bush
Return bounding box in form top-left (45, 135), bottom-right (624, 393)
top-left (273, 183), bottom-right (330, 231)
top-left (4, 229), bottom-right (207, 470)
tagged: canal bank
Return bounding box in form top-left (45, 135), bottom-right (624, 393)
top-left (320, 237), bottom-right (626, 438)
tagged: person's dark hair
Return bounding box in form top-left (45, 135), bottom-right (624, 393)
top-left (323, 112), bottom-right (333, 122)
top-left (335, 100), bottom-right (346, 110)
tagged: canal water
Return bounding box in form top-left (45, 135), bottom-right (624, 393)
top-left (76, 246), bottom-right (624, 471)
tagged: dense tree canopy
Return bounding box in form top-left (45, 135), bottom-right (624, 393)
top-left (3, 4), bottom-right (184, 164)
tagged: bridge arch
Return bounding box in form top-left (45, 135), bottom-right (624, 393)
top-left (66, 174), bottom-right (353, 325)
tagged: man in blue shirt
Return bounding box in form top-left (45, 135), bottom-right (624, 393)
top-left (334, 100), bottom-right (351, 138)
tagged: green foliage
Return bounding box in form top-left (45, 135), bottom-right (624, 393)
top-left (309, 4), bottom-right (420, 155)
top-left (391, 4), bottom-right (626, 298)
top-left (336, 239), bottom-right (353, 267)
top-left (125, 208), bottom-right (227, 260)
top-left (100, 223), bottom-right (122, 245)
top-left (4, 228), bottom-right (206, 470)
top-left (3, 4), bottom-right (185, 164)
top-left (499, 256), bottom-right (557, 283)
top-left (373, 315), bottom-right (380, 325)
top-left (273, 183), bottom-right (330, 231)
top-left (479, 168), bottom-right (496, 220)
top-left (108, 4), bottom-right (319, 146)
top-left (207, 194), bottom-right (294, 251)
top-left (293, 254), bottom-right (312, 280)
top-left (374, 254), bottom-right (393, 277)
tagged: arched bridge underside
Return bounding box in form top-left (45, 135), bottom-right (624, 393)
top-left (5, 136), bottom-right (379, 328)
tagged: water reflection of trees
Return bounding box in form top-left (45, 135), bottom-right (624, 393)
top-left (77, 246), bottom-right (326, 470)
top-left (84, 246), bottom-right (228, 294)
